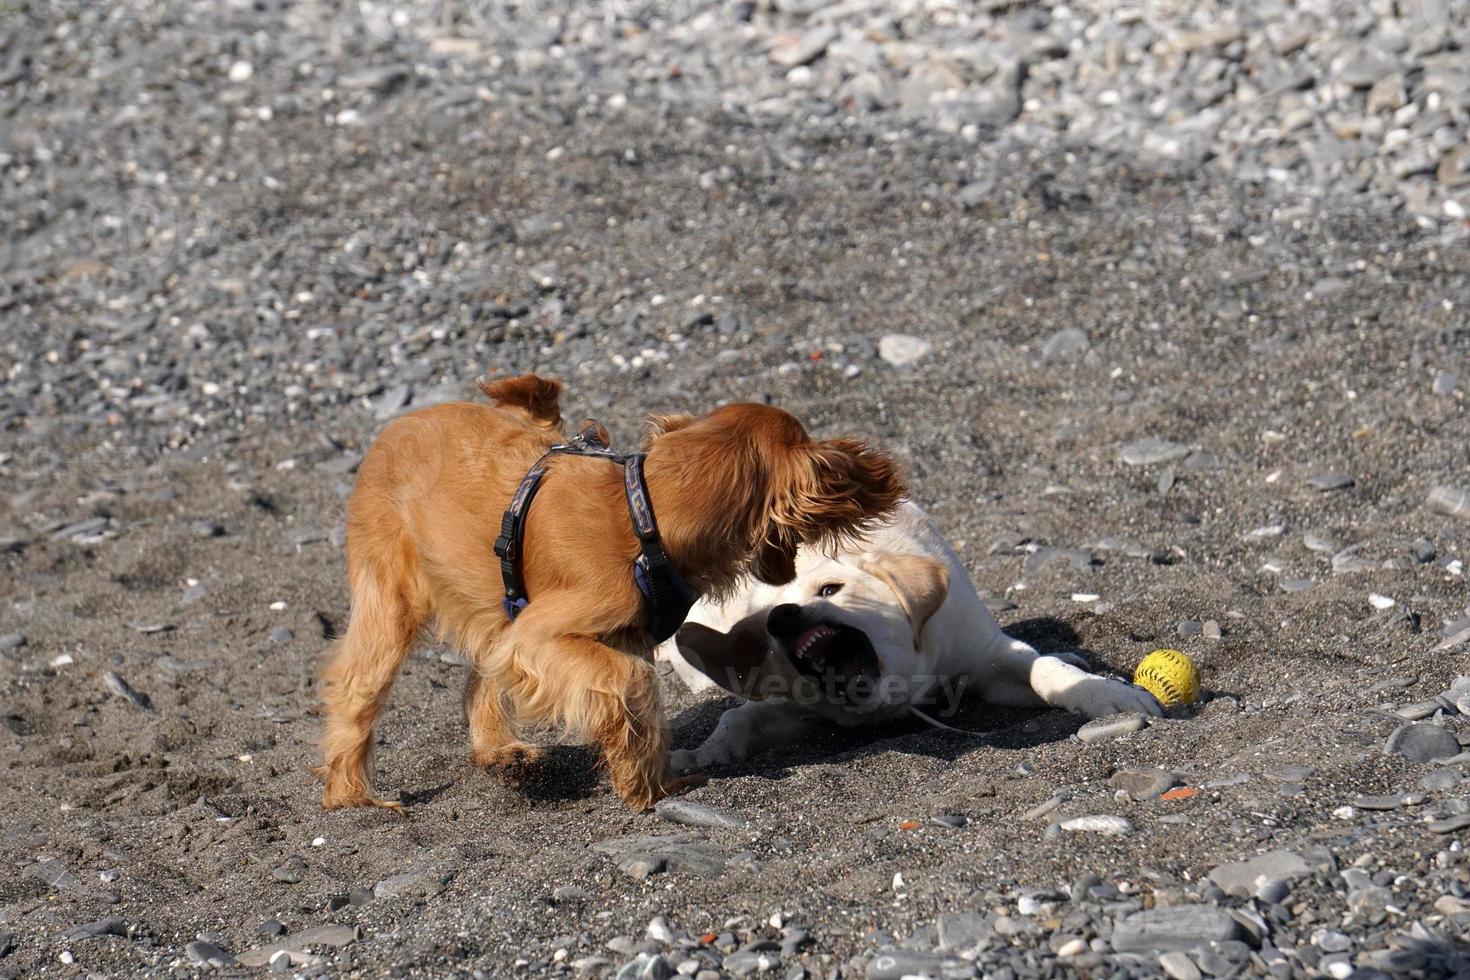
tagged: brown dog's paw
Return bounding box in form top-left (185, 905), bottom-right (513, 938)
top-left (322, 789), bottom-right (407, 815)
top-left (473, 741), bottom-right (547, 786)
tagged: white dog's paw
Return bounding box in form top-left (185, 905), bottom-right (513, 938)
top-left (671, 736), bottom-right (749, 773)
top-left (1058, 675), bottom-right (1163, 719)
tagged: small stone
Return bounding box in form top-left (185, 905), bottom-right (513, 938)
top-left (1412, 538), bottom-right (1438, 564)
top-left (1308, 473), bottom-right (1354, 491)
top-left (877, 334), bottom-right (933, 367)
top-left (1176, 620), bottom-right (1201, 638)
top-left (1303, 531), bottom-right (1338, 553)
top-left (1112, 905), bottom-right (1242, 952)
top-left (1433, 371), bottom-right (1459, 396)
top-left (1422, 769), bottom-right (1462, 791)
top-left (1385, 723), bottom-right (1461, 763)
top-left (1430, 814), bottom-right (1470, 834)
top-left (1208, 851), bottom-right (1311, 898)
top-left (1159, 951), bottom-right (1203, 980)
top-left (192, 520), bottom-right (225, 538)
top-left (62, 917), bottom-right (126, 940)
top-left (1060, 815), bottom-right (1133, 835)
top-left (374, 384), bottom-right (412, 420)
top-left (1120, 437), bottom-right (1190, 466)
top-left (258, 921), bottom-right (286, 937)
top-left (1056, 937), bottom-right (1087, 957)
top-left (186, 940), bottom-right (237, 968)
top-left (1201, 620), bottom-right (1222, 640)
top-left (1427, 486), bottom-right (1470, 519)
top-left (1109, 769), bottom-right (1179, 800)
top-left (268, 626), bottom-right (294, 645)
top-left (1351, 792), bottom-right (1425, 810)
top-left (553, 885), bottom-right (591, 902)
top-left (770, 26), bottom-right (836, 68)
top-left (102, 670), bottom-right (152, 709)
top-left (936, 912), bottom-right (990, 952)
top-left (865, 952), bottom-right (967, 980)
top-left (1042, 328), bottom-right (1090, 361)
top-left (654, 798), bottom-right (749, 830)
top-left (1077, 713), bottom-right (1147, 743)
top-left (373, 867), bottom-right (449, 900)
top-left (271, 857), bottom-right (305, 884)
top-left (0, 632), bottom-right (27, 651)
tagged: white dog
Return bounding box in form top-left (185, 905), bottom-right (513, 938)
top-left (659, 501), bottom-right (1161, 771)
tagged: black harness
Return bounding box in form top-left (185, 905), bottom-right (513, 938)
top-left (492, 422), bottom-right (700, 644)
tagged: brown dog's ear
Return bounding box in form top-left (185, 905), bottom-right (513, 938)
top-left (478, 373), bottom-right (564, 429)
top-left (644, 413), bottom-right (698, 448)
top-left (749, 529), bottom-right (799, 586)
top-left (769, 437), bottom-right (904, 552)
top-left (674, 612), bottom-right (772, 696)
top-left (858, 552), bottom-right (949, 650)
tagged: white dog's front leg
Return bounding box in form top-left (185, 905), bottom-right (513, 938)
top-left (978, 639), bottom-right (1161, 719)
top-left (671, 701), bottom-right (814, 772)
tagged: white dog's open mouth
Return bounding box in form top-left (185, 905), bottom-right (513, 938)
top-left (776, 620), bottom-right (883, 705)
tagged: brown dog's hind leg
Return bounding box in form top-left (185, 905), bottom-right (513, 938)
top-left (464, 667), bottom-right (545, 785)
top-left (319, 561), bottom-right (421, 813)
top-left (507, 628), bottom-right (695, 810)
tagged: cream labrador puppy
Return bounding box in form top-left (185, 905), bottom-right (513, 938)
top-left (658, 501), bottom-right (1161, 771)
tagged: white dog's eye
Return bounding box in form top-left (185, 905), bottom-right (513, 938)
top-left (817, 583), bottom-right (843, 597)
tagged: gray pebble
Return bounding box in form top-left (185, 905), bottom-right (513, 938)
top-left (1430, 814), bottom-right (1470, 833)
top-left (1428, 486), bottom-right (1470, 519)
top-left (1176, 619), bottom-right (1201, 638)
top-left (1159, 951), bottom-right (1202, 980)
top-left (62, 916), bottom-right (126, 941)
top-left (268, 626), bottom-right (294, 645)
top-left (102, 670), bottom-right (152, 710)
top-left (1077, 713), bottom-right (1147, 743)
top-left (192, 520), bottom-right (225, 538)
top-left (1119, 437), bottom-right (1190, 466)
top-left (1351, 792), bottom-right (1425, 810)
top-left (1385, 723), bottom-right (1462, 763)
top-left (1411, 538), bottom-right (1437, 563)
top-left (877, 334), bottom-right (932, 367)
top-left (1059, 815), bottom-right (1133, 835)
top-left (1421, 769), bottom-right (1463, 791)
top-left (1109, 769), bottom-right (1179, 800)
top-left (1208, 850), bottom-right (1310, 898)
top-left (1307, 473), bottom-right (1354, 491)
top-left (0, 633), bottom-right (25, 652)
top-left (654, 798), bottom-right (749, 830)
top-left (186, 940), bottom-right (237, 967)
top-left (1042, 328), bottom-right (1090, 361)
top-left (1112, 905), bottom-right (1241, 952)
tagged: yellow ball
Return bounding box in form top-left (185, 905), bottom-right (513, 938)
top-left (1133, 648), bottom-right (1201, 707)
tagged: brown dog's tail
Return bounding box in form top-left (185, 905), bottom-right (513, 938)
top-left (477, 373), bottom-right (564, 429)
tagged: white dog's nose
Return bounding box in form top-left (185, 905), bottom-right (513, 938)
top-left (767, 603), bottom-right (802, 634)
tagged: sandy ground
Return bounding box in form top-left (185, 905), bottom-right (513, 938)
top-left (3, 15), bottom-right (1470, 977)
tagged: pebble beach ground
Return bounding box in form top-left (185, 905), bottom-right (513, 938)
top-left (2, 0), bottom-right (1470, 977)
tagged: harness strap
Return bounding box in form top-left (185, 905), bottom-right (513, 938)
top-left (493, 425), bottom-right (699, 643)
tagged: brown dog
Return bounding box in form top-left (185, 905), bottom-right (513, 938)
top-left (319, 374), bottom-right (903, 811)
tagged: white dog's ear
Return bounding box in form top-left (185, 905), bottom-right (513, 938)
top-left (673, 612), bottom-right (772, 697)
top-left (859, 552), bottom-right (950, 650)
